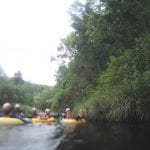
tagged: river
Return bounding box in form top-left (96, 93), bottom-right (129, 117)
top-left (0, 122), bottom-right (149, 150)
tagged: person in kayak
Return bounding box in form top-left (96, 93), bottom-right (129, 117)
top-left (75, 108), bottom-right (87, 120)
top-left (41, 108), bottom-right (51, 119)
top-left (0, 102), bottom-right (31, 123)
top-left (28, 107), bottom-right (40, 118)
top-left (65, 108), bottom-right (74, 119)
top-left (14, 104), bottom-right (25, 118)
top-left (0, 102), bottom-right (13, 117)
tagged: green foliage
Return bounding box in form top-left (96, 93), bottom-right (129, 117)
top-left (50, 0), bottom-right (150, 121)
top-left (84, 34), bottom-right (150, 121)
top-left (33, 88), bottom-right (52, 111)
top-left (0, 75), bottom-right (52, 112)
top-left (50, 63), bottom-right (77, 112)
top-left (12, 71), bottom-right (24, 85)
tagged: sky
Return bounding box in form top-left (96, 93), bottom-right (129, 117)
top-left (0, 0), bottom-right (81, 86)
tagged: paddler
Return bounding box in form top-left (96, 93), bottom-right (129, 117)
top-left (14, 104), bottom-right (25, 118)
top-left (65, 108), bottom-right (74, 119)
top-left (41, 108), bottom-right (51, 119)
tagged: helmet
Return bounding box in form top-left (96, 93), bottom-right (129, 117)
top-left (15, 104), bottom-right (20, 108)
top-left (65, 108), bottom-right (70, 112)
top-left (32, 107), bottom-right (36, 111)
top-left (2, 102), bottom-right (12, 113)
top-left (45, 108), bottom-right (50, 113)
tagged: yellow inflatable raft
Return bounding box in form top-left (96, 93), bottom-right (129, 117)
top-left (60, 118), bottom-right (86, 124)
top-left (0, 117), bottom-right (24, 125)
top-left (31, 117), bottom-right (55, 123)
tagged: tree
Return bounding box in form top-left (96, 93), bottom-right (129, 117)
top-left (13, 71), bottom-right (24, 85)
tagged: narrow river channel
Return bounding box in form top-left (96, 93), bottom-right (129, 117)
top-left (0, 122), bottom-right (149, 150)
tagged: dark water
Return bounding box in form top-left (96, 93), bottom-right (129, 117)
top-left (0, 122), bottom-right (150, 150)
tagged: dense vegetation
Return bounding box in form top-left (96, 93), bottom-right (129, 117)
top-left (50, 0), bottom-right (150, 121)
top-left (0, 68), bottom-right (51, 113)
top-left (0, 0), bottom-right (150, 122)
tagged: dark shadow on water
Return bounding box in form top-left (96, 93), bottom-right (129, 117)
top-left (0, 122), bottom-right (150, 150)
top-left (56, 122), bottom-right (150, 150)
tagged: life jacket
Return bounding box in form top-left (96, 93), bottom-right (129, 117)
top-left (65, 113), bottom-right (74, 119)
top-left (42, 113), bottom-right (51, 119)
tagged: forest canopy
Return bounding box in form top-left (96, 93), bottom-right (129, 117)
top-left (50, 0), bottom-right (150, 121)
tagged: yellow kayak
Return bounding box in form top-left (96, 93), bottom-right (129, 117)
top-left (60, 118), bottom-right (86, 124)
top-left (0, 117), bottom-right (24, 125)
top-left (31, 117), bottom-right (55, 123)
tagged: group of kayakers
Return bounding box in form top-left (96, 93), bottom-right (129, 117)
top-left (28, 107), bottom-right (51, 119)
top-left (0, 102), bottom-right (23, 119)
top-left (0, 102), bottom-right (86, 121)
top-left (0, 102), bottom-right (52, 120)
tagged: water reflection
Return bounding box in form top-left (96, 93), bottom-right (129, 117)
top-left (0, 122), bottom-right (149, 150)
top-left (57, 122), bottom-right (150, 150)
top-left (0, 123), bottom-right (64, 150)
